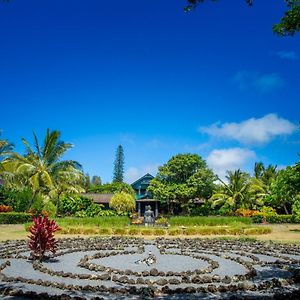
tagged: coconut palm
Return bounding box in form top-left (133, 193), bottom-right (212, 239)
top-left (211, 169), bottom-right (250, 209)
top-left (9, 129), bottom-right (84, 204)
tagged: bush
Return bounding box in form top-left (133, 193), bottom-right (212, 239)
top-left (28, 215), bottom-right (60, 260)
top-left (0, 204), bottom-right (13, 212)
top-left (59, 195), bottom-right (94, 216)
top-left (42, 201), bottom-right (57, 218)
top-left (109, 192), bottom-right (135, 214)
top-left (113, 228), bottom-right (127, 235)
top-left (153, 228), bottom-right (166, 236)
top-left (235, 208), bottom-right (259, 217)
top-left (0, 187), bottom-right (32, 212)
top-left (292, 195), bottom-right (300, 218)
top-left (128, 227), bottom-right (140, 235)
top-left (168, 228), bottom-right (182, 236)
top-left (0, 212), bottom-right (32, 224)
top-left (169, 216), bottom-right (252, 226)
top-left (251, 214), bottom-right (298, 224)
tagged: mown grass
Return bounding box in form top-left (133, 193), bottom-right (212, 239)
top-left (169, 216), bottom-right (252, 226)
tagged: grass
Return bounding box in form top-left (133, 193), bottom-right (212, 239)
top-left (169, 216), bottom-right (252, 226)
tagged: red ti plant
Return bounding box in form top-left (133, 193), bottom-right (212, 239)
top-left (28, 215), bottom-right (60, 260)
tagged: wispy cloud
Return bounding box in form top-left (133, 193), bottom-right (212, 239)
top-left (206, 148), bottom-right (256, 180)
top-left (275, 51), bottom-right (298, 60)
top-left (199, 114), bottom-right (297, 145)
top-left (233, 71), bottom-right (284, 93)
top-left (124, 164), bottom-right (159, 183)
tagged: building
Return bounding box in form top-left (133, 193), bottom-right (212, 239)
top-left (84, 173), bottom-right (159, 217)
top-left (131, 173), bottom-right (159, 217)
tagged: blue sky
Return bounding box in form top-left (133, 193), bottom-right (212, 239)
top-left (0, 0), bottom-right (299, 182)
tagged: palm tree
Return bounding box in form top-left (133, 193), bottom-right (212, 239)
top-left (211, 169), bottom-right (250, 210)
top-left (9, 129), bottom-right (84, 207)
top-left (0, 131), bottom-right (14, 161)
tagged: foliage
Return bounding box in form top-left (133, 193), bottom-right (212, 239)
top-left (211, 170), bottom-right (251, 210)
top-left (270, 163), bottom-right (300, 214)
top-left (42, 201), bottom-right (57, 218)
top-left (252, 214), bottom-right (297, 224)
top-left (0, 204), bottom-right (13, 212)
top-left (5, 129), bottom-right (84, 207)
top-left (168, 216), bottom-right (252, 226)
top-left (0, 130), bottom-right (14, 164)
top-left (148, 153), bottom-right (216, 214)
top-left (184, 0), bottom-right (300, 36)
top-left (59, 195), bottom-right (94, 216)
top-left (91, 175), bottom-right (102, 185)
top-left (0, 187), bottom-right (33, 212)
top-left (113, 145), bottom-right (124, 183)
top-left (109, 191), bottom-right (136, 213)
top-left (155, 216), bottom-right (169, 226)
top-left (88, 182), bottom-right (135, 196)
top-left (292, 194), bottom-right (300, 221)
top-left (28, 215), bottom-right (60, 260)
top-left (235, 208), bottom-right (259, 217)
top-left (0, 212), bottom-right (32, 224)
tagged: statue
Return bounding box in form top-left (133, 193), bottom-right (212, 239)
top-left (144, 205), bottom-right (155, 225)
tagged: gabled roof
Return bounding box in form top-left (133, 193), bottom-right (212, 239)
top-left (131, 173), bottom-right (154, 187)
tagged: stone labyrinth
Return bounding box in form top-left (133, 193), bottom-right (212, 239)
top-left (0, 237), bottom-right (300, 299)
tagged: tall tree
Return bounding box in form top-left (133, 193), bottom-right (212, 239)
top-left (113, 145), bottom-right (124, 183)
top-left (91, 175), bottom-right (102, 185)
top-left (148, 153), bottom-right (216, 214)
top-left (185, 0), bottom-right (300, 36)
top-left (211, 169), bottom-right (251, 210)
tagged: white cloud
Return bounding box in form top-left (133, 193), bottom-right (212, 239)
top-left (206, 148), bottom-right (256, 180)
top-left (275, 51), bottom-right (298, 60)
top-left (124, 164), bottom-right (159, 183)
top-left (200, 114), bottom-right (297, 145)
top-left (233, 71), bottom-right (284, 92)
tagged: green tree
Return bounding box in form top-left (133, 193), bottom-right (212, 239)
top-left (148, 154), bottom-right (216, 214)
top-left (270, 163), bottom-right (300, 214)
top-left (109, 191), bottom-right (135, 213)
top-left (185, 0), bottom-right (300, 36)
top-left (113, 145), bottom-right (124, 183)
top-left (211, 169), bottom-right (251, 211)
top-left (7, 129), bottom-right (84, 208)
top-left (91, 175), bottom-right (102, 185)
top-left (0, 131), bottom-right (14, 161)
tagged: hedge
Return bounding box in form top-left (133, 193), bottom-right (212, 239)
top-left (0, 212), bottom-right (32, 224)
top-left (251, 214), bottom-right (299, 224)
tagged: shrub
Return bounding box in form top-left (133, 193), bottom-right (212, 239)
top-left (168, 228), bottom-right (182, 236)
top-left (184, 227), bottom-right (198, 235)
top-left (0, 212), bottom-right (32, 224)
top-left (251, 214), bottom-right (298, 224)
top-left (153, 228), bottom-right (166, 236)
top-left (128, 228), bottom-right (140, 235)
top-left (113, 228), bottom-right (127, 235)
top-left (98, 228), bottom-right (113, 235)
top-left (0, 204), bottom-right (13, 212)
top-left (155, 216), bottom-right (169, 226)
top-left (292, 195), bottom-right (300, 218)
top-left (42, 201), bottom-right (57, 218)
top-left (59, 195), bottom-right (94, 216)
top-left (28, 215), bottom-right (60, 260)
top-left (235, 208), bottom-right (259, 217)
top-left (109, 192), bottom-right (135, 214)
top-left (140, 228), bottom-right (153, 236)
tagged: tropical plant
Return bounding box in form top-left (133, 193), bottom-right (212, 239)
top-left (211, 170), bottom-right (250, 210)
top-left (0, 131), bottom-right (14, 161)
top-left (28, 215), bottom-right (60, 260)
top-left (109, 191), bottom-right (135, 213)
top-left (7, 129), bottom-right (84, 207)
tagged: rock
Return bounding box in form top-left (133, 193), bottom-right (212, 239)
top-left (155, 278), bottom-right (168, 286)
top-left (150, 268), bottom-right (159, 276)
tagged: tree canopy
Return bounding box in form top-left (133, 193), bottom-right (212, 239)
top-left (148, 153), bottom-right (216, 214)
top-left (185, 0), bottom-right (300, 36)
